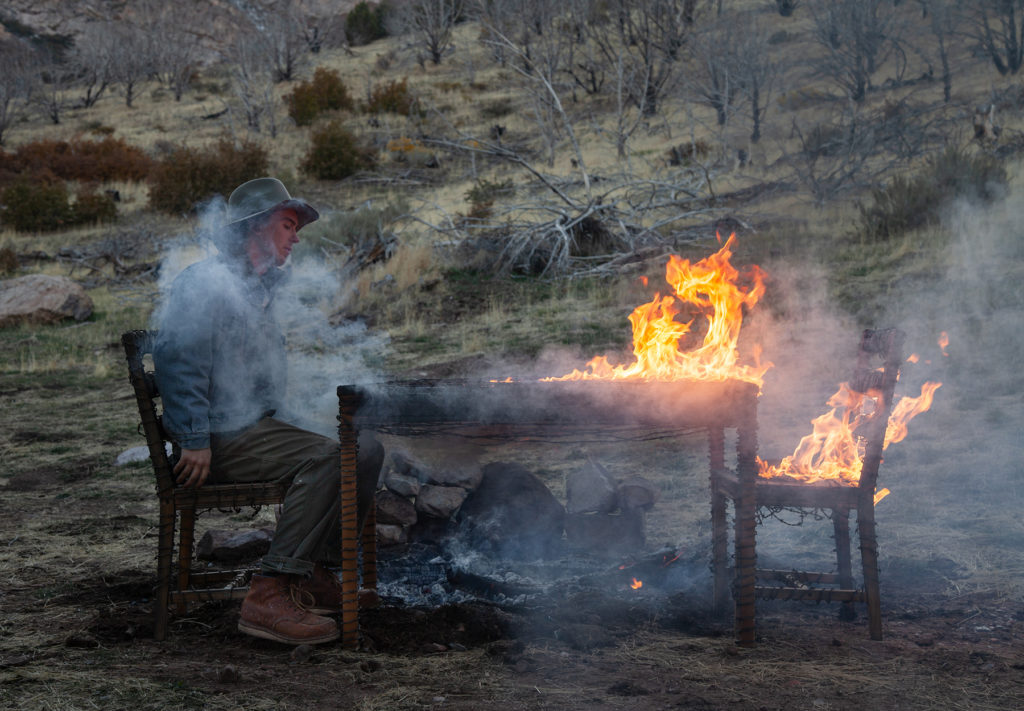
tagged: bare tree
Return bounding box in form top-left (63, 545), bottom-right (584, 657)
top-left (734, 14), bottom-right (782, 143)
top-left (0, 43), bottom-right (35, 145)
top-left (30, 49), bottom-right (74, 124)
top-left (685, 17), bottom-right (744, 129)
top-left (585, 0), bottom-right (693, 116)
top-left (964, 0), bottom-right (1024, 75)
top-left (407, 0), bottom-right (465, 65)
top-left (104, 21), bottom-right (156, 107)
top-left (224, 34), bottom-right (279, 135)
top-left (148, 8), bottom-right (202, 100)
top-left (920, 0), bottom-right (960, 102)
top-left (808, 0), bottom-right (905, 102)
top-left (67, 23), bottom-right (115, 108)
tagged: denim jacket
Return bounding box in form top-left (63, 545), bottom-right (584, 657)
top-left (153, 255), bottom-right (287, 450)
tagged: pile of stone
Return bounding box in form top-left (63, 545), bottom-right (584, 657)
top-left (564, 458), bottom-right (659, 556)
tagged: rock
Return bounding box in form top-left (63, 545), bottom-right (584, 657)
top-left (616, 476), bottom-right (659, 511)
top-left (383, 469), bottom-right (421, 498)
top-left (375, 489), bottom-right (417, 527)
top-left (218, 664), bottom-right (241, 682)
top-left (376, 523), bottom-right (407, 546)
top-left (0, 274), bottom-right (93, 327)
top-left (391, 438), bottom-right (485, 490)
top-left (114, 443), bottom-right (171, 466)
top-left (415, 484), bottom-right (468, 519)
top-left (458, 461), bottom-right (565, 559)
top-left (565, 509), bottom-right (645, 557)
top-left (289, 646), bottom-right (313, 664)
top-left (196, 528), bottom-right (274, 563)
top-left (566, 458), bottom-right (617, 514)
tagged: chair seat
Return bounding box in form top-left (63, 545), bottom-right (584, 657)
top-left (714, 469), bottom-right (862, 509)
top-left (169, 481), bottom-right (288, 509)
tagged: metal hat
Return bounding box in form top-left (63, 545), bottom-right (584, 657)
top-left (225, 177), bottom-right (319, 230)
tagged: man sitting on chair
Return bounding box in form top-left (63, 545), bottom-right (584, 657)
top-left (153, 177), bottom-right (382, 646)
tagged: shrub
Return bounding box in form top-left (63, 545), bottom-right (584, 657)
top-left (0, 179), bottom-right (75, 232)
top-left (72, 190), bottom-right (118, 225)
top-left (345, 2), bottom-right (389, 46)
top-left (464, 178), bottom-right (514, 220)
top-left (285, 67), bottom-right (354, 127)
top-left (148, 139), bottom-right (269, 215)
top-left (5, 137), bottom-right (153, 183)
top-left (365, 78), bottom-right (419, 116)
top-left (301, 121), bottom-right (375, 180)
top-left (857, 146), bottom-right (1008, 242)
top-left (0, 246), bottom-right (18, 274)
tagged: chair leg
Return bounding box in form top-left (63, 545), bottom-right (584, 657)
top-left (360, 505), bottom-right (378, 591)
top-left (177, 508), bottom-right (196, 615)
top-left (338, 390), bottom-right (362, 649)
top-left (833, 507), bottom-right (855, 621)
top-left (857, 504), bottom-right (883, 640)
top-left (154, 498), bottom-right (176, 641)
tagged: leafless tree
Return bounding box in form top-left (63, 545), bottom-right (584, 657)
top-left (148, 8), bottom-right (202, 100)
top-left (224, 34), bottom-right (279, 135)
top-left (30, 49), bottom-right (75, 124)
top-left (685, 17), bottom-right (744, 129)
top-left (585, 0), bottom-right (693, 116)
top-left (104, 20), bottom-right (156, 107)
top-left (0, 43), bottom-right (35, 145)
top-left (963, 0), bottom-right (1024, 75)
top-left (919, 0), bottom-right (960, 102)
top-left (808, 0), bottom-right (905, 102)
top-left (67, 23), bottom-right (115, 108)
top-left (406, 0), bottom-right (465, 65)
top-left (733, 14), bottom-right (782, 143)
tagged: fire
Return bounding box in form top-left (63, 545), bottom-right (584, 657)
top-left (758, 380), bottom-right (941, 489)
top-left (543, 234), bottom-right (770, 386)
top-left (939, 332), bottom-right (949, 356)
top-left (630, 578), bottom-right (643, 590)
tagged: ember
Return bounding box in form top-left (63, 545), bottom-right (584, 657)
top-left (543, 234), bottom-right (770, 386)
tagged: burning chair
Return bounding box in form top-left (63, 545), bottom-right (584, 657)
top-left (122, 330), bottom-right (377, 642)
top-left (712, 328), bottom-right (905, 642)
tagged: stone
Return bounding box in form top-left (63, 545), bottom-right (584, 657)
top-left (375, 489), bottom-right (417, 527)
top-left (616, 476), bottom-right (660, 511)
top-left (565, 509), bottom-right (645, 557)
top-left (196, 528), bottom-right (274, 563)
top-left (391, 438), bottom-right (485, 490)
top-left (376, 524), bottom-right (408, 547)
top-left (383, 469), bottom-right (421, 498)
top-left (415, 484), bottom-right (468, 519)
top-left (114, 443), bottom-right (171, 466)
top-left (566, 458), bottom-right (617, 514)
top-left (458, 461), bottom-right (565, 559)
top-left (0, 274), bottom-right (93, 327)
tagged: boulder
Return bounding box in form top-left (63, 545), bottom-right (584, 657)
top-left (566, 458), bottom-right (617, 514)
top-left (375, 489), bottom-right (417, 527)
top-left (616, 476), bottom-right (660, 511)
top-left (391, 438), bottom-right (484, 490)
top-left (458, 461), bottom-right (565, 559)
top-left (565, 509), bottom-right (645, 557)
top-left (383, 469), bottom-right (421, 498)
top-left (376, 524), bottom-right (408, 547)
top-left (196, 528), bottom-right (274, 562)
top-left (0, 274), bottom-right (93, 327)
top-left (415, 484), bottom-right (468, 519)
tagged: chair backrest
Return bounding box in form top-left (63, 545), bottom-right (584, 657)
top-left (122, 330), bottom-right (177, 497)
top-left (850, 328), bottom-right (905, 498)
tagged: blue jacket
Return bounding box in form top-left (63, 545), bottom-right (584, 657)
top-left (153, 255), bottom-right (287, 450)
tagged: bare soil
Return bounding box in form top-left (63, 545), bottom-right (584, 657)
top-left (2, 364), bottom-right (1023, 711)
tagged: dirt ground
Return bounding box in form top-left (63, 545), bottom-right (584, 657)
top-left (2, 356), bottom-right (1024, 710)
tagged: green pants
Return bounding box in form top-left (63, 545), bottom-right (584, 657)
top-left (209, 417), bottom-right (382, 576)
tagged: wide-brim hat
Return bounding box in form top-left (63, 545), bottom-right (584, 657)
top-left (225, 177), bottom-right (319, 230)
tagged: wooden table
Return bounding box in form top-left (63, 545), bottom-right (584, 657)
top-left (337, 379), bottom-right (761, 648)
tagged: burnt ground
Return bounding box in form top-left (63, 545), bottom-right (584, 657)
top-left (2, 371), bottom-right (1024, 710)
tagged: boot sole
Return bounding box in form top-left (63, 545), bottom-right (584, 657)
top-left (237, 620), bottom-right (339, 645)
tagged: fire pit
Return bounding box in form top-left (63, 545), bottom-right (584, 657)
top-left (335, 377), bottom-right (760, 648)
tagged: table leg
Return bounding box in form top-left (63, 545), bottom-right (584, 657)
top-left (734, 403), bottom-right (758, 646)
top-left (338, 387), bottom-right (362, 649)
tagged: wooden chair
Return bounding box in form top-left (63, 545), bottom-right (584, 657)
top-left (122, 329), bottom-right (378, 645)
top-left (711, 328), bottom-right (904, 643)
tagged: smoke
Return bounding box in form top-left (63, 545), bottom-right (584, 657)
top-left (152, 199), bottom-right (388, 441)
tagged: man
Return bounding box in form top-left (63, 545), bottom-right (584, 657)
top-left (154, 177), bottom-right (382, 645)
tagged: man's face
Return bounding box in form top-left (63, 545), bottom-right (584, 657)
top-left (250, 208), bottom-right (300, 271)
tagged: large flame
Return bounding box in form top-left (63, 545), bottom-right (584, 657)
top-left (758, 380), bottom-right (941, 488)
top-left (544, 234), bottom-right (770, 386)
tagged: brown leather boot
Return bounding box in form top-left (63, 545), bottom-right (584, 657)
top-left (295, 564), bottom-right (381, 614)
top-left (238, 574), bottom-right (339, 645)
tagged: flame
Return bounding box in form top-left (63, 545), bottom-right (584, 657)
top-left (758, 381), bottom-right (941, 490)
top-left (939, 332), bottom-right (949, 356)
top-left (873, 488), bottom-right (891, 505)
top-left (907, 353), bottom-right (919, 364)
top-left (543, 234), bottom-right (770, 386)
top-left (630, 578), bottom-right (643, 590)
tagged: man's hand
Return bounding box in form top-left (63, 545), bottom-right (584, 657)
top-left (174, 447), bottom-right (211, 488)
